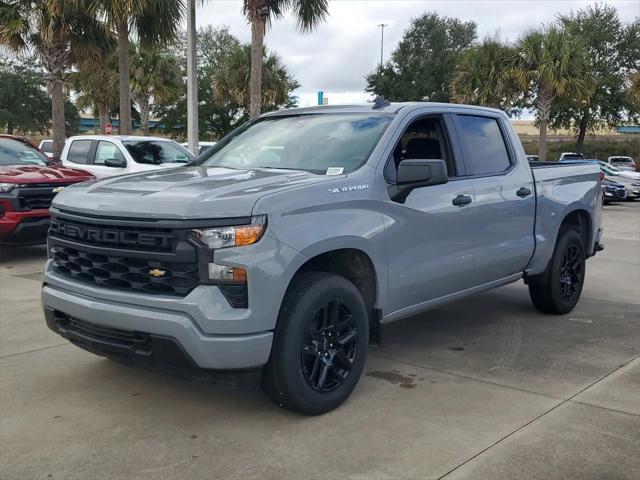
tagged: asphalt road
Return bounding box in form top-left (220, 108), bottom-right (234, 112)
top-left (1, 202), bottom-right (638, 480)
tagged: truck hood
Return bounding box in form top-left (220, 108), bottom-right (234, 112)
top-left (0, 164), bottom-right (93, 184)
top-left (52, 165), bottom-right (334, 219)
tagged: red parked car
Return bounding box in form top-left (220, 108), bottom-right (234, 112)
top-left (0, 135), bottom-right (94, 245)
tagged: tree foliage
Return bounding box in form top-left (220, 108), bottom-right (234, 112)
top-left (243, 0), bottom-right (327, 118)
top-left (0, 58), bottom-right (50, 134)
top-left (513, 27), bottom-right (592, 160)
top-left (157, 26), bottom-right (299, 140)
top-left (93, 0), bottom-right (184, 134)
top-left (213, 44), bottom-right (300, 114)
top-left (130, 43), bottom-right (182, 134)
top-left (0, 0), bottom-right (110, 156)
top-left (450, 37), bottom-right (519, 111)
top-left (366, 12), bottom-right (477, 102)
top-left (550, 4), bottom-right (640, 149)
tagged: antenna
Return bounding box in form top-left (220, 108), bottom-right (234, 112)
top-left (372, 96), bottom-right (391, 110)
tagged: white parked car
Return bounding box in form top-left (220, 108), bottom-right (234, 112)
top-left (606, 156), bottom-right (637, 172)
top-left (38, 139), bottom-right (55, 158)
top-left (558, 152), bottom-right (585, 161)
top-left (61, 135), bottom-right (194, 178)
top-left (181, 141), bottom-right (217, 156)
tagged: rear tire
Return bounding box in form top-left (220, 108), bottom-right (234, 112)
top-left (528, 228), bottom-right (586, 315)
top-left (261, 272), bottom-right (369, 415)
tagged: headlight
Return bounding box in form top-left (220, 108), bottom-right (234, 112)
top-left (192, 215), bottom-right (267, 250)
top-left (0, 183), bottom-right (16, 193)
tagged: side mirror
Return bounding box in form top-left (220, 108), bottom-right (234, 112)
top-left (104, 157), bottom-right (126, 168)
top-left (390, 159), bottom-right (448, 203)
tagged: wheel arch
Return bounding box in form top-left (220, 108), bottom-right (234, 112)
top-left (559, 208), bottom-right (592, 253)
top-left (283, 246), bottom-right (381, 343)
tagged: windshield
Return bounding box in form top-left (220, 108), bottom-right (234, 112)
top-left (198, 113), bottom-right (393, 174)
top-left (0, 138), bottom-right (48, 166)
top-left (123, 140), bottom-right (193, 165)
top-left (563, 154), bottom-right (584, 160)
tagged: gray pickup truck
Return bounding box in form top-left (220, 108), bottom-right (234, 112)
top-left (42, 102), bottom-right (603, 414)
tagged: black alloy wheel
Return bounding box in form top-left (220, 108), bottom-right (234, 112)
top-left (301, 299), bottom-right (359, 393)
top-left (261, 272), bottom-right (369, 415)
top-left (559, 244), bottom-right (582, 302)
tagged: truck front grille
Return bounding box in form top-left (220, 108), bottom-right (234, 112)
top-left (17, 184), bottom-right (69, 210)
top-left (20, 193), bottom-right (55, 210)
top-left (51, 246), bottom-right (199, 296)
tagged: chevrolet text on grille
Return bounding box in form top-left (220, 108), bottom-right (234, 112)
top-left (50, 221), bottom-right (173, 249)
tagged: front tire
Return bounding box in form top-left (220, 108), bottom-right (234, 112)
top-left (528, 228), bottom-right (586, 315)
top-left (261, 272), bottom-right (369, 415)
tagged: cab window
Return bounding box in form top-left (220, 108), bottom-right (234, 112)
top-left (456, 115), bottom-right (512, 176)
top-left (95, 141), bottom-right (125, 165)
top-left (386, 116), bottom-right (455, 182)
top-left (67, 140), bottom-right (92, 164)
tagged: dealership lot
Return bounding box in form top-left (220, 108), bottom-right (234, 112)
top-left (1, 202), bottom-right (638, 480)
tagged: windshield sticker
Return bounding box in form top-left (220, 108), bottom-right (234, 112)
top-left (326, 167), bottom-right (344, 176)
top-left (328, 184), bottom-right (370, 194)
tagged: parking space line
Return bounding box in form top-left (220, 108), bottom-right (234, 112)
top-left (0, 342), bottom-right (68, 360)
top-left (435, 353), bottom-right (640, 480)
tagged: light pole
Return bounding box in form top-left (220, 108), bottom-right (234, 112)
top-left (186, 0), bottom-right (199, 155)
top-left (377, 23), bottom-right (388, 67)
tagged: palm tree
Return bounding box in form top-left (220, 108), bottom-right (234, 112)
top-left (95, 0), bottom-right (184, 135)
top-left (213, 44), bottom-right (300, 116)
top-left (243, 0), bottom-right (328, 118)
top-left (130, 44), bottom-right (183, 135)
top-left (513, 27), bottom-right (592, 161)
top-left (0, 0), bottom-right (109, 157)
top-left (450, 37), bottom-right (518, 109)
top-left (69, 54), bottom-right (119, 134)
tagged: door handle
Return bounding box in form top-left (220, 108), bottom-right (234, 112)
top-left (517, 187), bottom-right (532, 198)
top-left (452, 194), bottom-right (473, 207)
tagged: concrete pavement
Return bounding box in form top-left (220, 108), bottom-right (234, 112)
top-left (1, 202), bottom-right (638, 480)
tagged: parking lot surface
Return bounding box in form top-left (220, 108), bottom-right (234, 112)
top-left (1, 202), bottom-right (638, 480)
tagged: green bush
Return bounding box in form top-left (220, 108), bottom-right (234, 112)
top-left (520, 137), bottom-right (640, 162)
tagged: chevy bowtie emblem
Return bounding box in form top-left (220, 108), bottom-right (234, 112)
top-left (148, 268), bottom-right (166, 278)
top-left (52, 186), bottom-right (65, 194)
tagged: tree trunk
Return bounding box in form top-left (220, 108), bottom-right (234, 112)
top-left (537, 88), bottom-right (553, 162)
top-left (6, 122), bottom-right (13, 135)
top-left (138, 97), bottom-right (151, 135)
top-left (575, 108), bottom-right (589, 152)
top-left (249, 14), bottom-right (266, 119)
top-left (117, 19), bottom-right (132, 135)
top-left (98, 103), bottom-right (108, 134)
top-left (51, 81), bottom-right (65, 158)
top-left (50, 81), bottom-right (66, 159)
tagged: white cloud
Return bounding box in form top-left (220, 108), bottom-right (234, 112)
top-left (197, 0), bottom-right (640, 106)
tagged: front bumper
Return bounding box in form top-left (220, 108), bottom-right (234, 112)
top-left (0, 209), bottom-right (50, 244)
top-left (42, 278), bottom-right (273, 370)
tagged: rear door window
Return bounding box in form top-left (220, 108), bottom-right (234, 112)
top-left (456, 115), bottom-right (512, 176)
top-left (67, 140), bottom-right (93, 164)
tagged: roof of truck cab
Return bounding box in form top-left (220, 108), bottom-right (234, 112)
top-left (262, 102), bottom-right (506, 117)
top-left (66, 135), bottom-right (177, 142)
